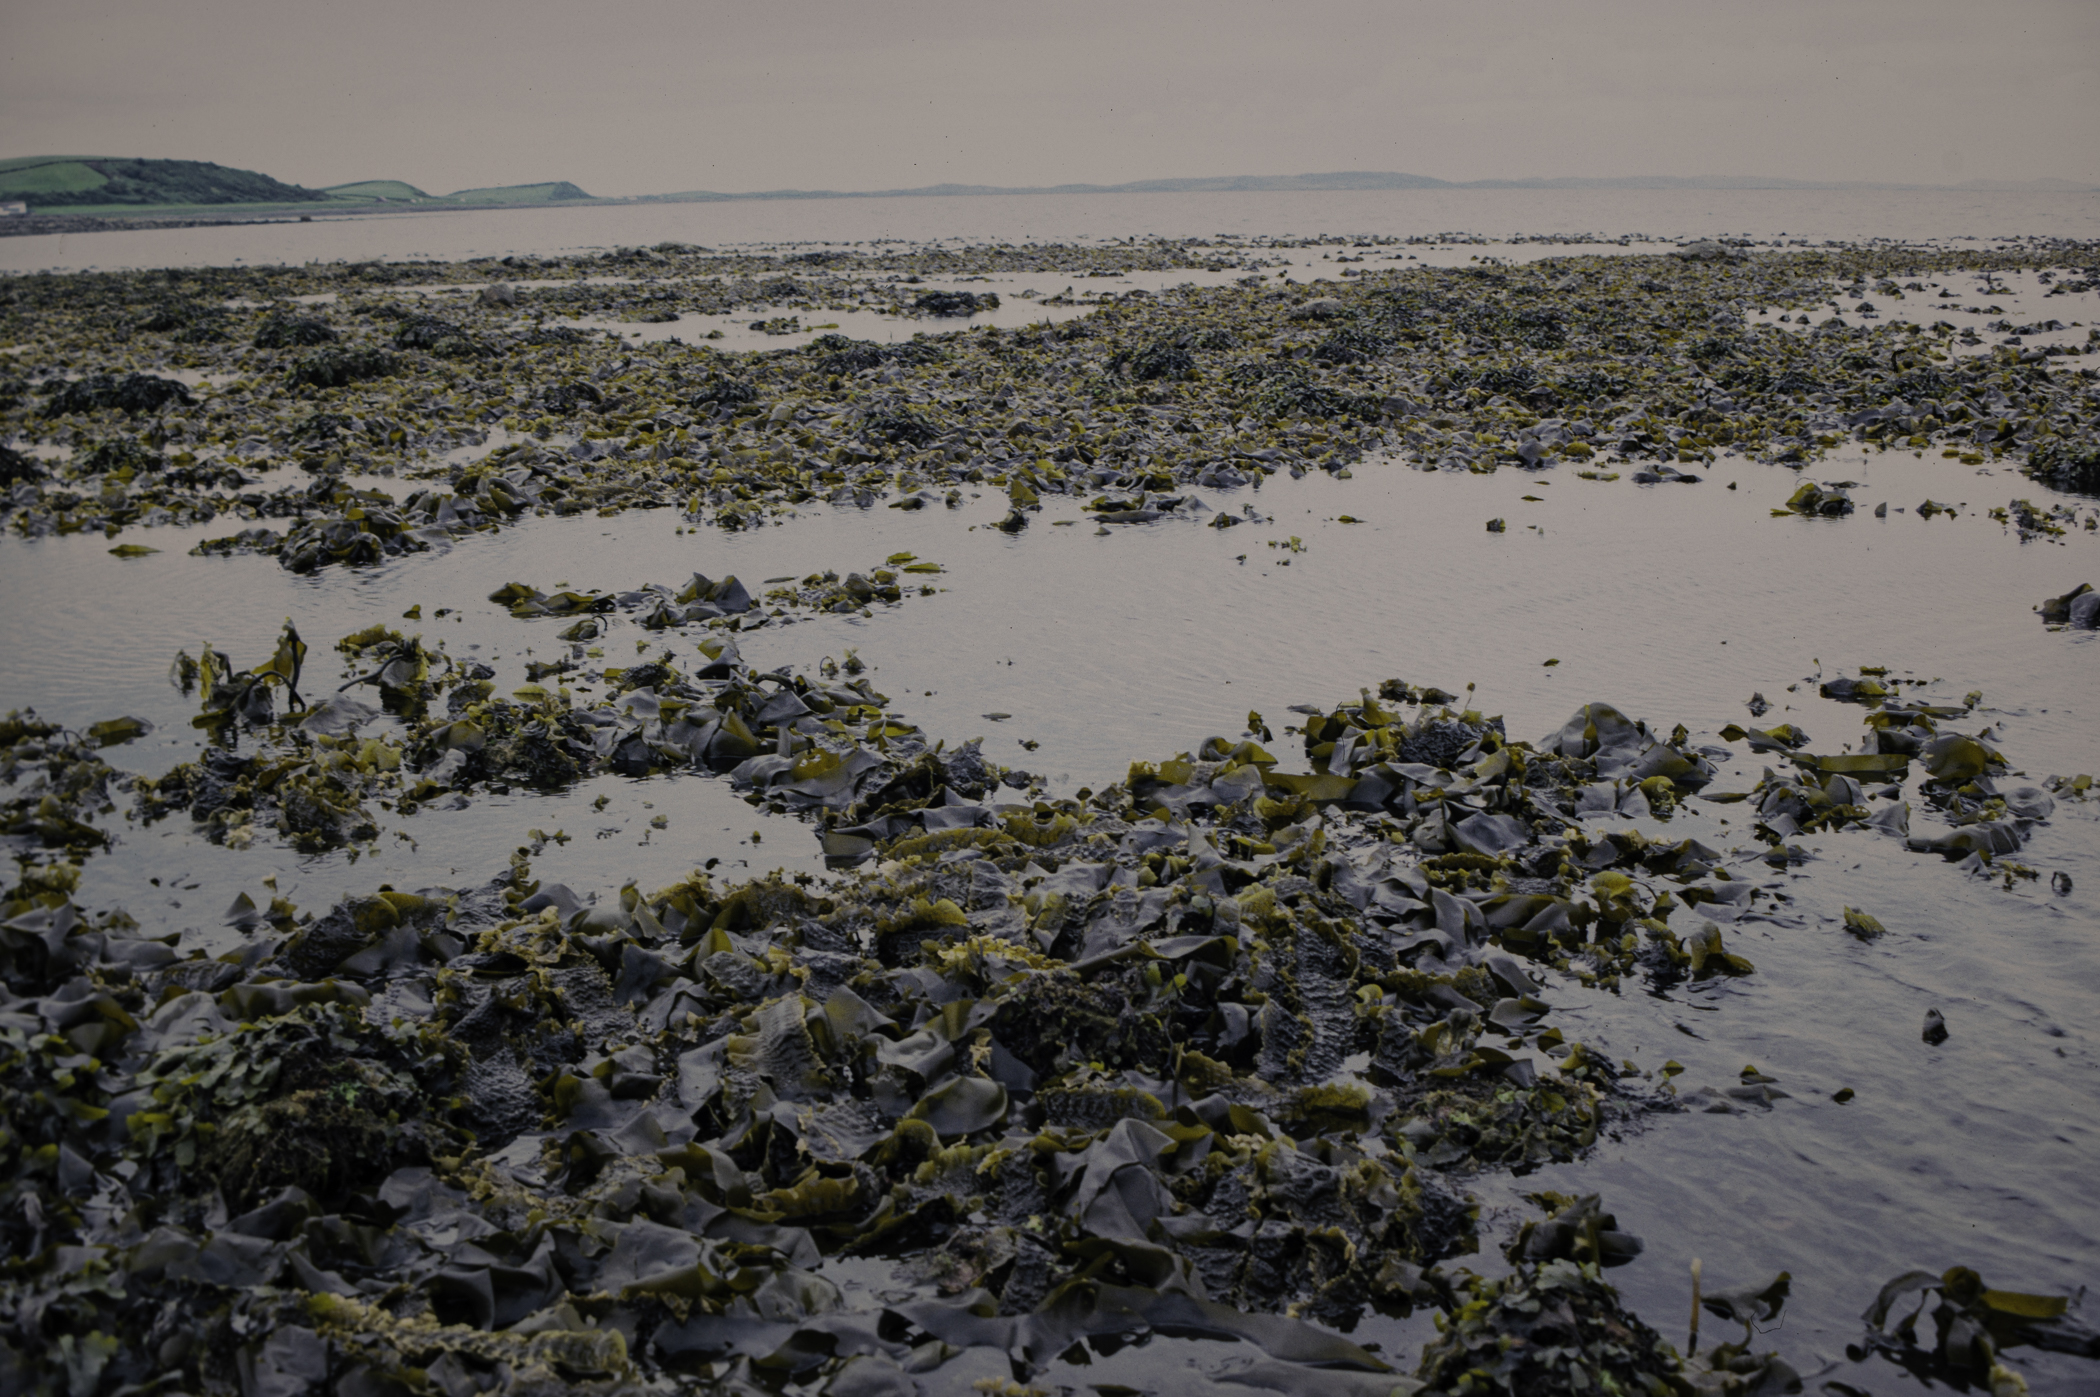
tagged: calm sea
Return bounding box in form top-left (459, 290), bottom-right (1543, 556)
top-left (3, 186), bottom-right (2096, 274)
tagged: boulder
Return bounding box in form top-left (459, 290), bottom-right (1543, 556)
top-left (2039, 583), bottom-right (2098, 627)
top-left (1673, 240), bottom-right (1740, 262)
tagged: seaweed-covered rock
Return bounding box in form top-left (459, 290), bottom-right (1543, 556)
top-left (278, 509), bottom-right (426, 571)
top-left (42, 372), bottom-right (192, 416)
top-left (394, 315), bottom-right (488, 358)
top-left (253, 312), bottom-right (338, 349)
top-left (1110, 339), bottom-right (1199, 381)
top-left (914, 289), bottom-right (996, 316)
top-left (686, 374), bottom-right (757, 411)
top-left (540, 378), bottom-right (605, 414)
top-left (1313, 326), bottom-right (1394, 364)
top-left (1783, 480), bottom-right (1854, 516)
top-left (861, 405), bottom-right (941, 446)
top-left (286, 346), bottom-right (400, 389)
top-left (2038, 582), bottom-right (2098, 627)
top-left (0, 444), bottom-right (46, 486)
top-left (73, 435), bottom-right (162, 476)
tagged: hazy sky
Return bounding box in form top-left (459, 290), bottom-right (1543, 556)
top-left (5, 0), bottom-right (2096, 196)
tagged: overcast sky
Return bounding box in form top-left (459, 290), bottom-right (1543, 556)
top-left (4, 0), bottom-right (2096, 197)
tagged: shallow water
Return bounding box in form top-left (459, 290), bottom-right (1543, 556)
top-left (4, 217), bottom-right (2100, 1392)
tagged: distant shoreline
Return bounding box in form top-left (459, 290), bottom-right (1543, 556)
top-left (0, 200), bottom-right (587, 240)
top-left (0, 210), bottom-right (290, 239)
top-left (4, 176), bottom-right (2095, 241)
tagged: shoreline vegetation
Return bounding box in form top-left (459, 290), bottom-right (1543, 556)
top-left (4, 235), bottom-right (2099, 1393)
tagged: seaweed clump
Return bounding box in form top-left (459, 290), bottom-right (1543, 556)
top-left (1856, 1265), bottom-right (2099, 1384)
top-left (914, 289), bottom-right (998, 316)
top-left (41, 373), bottom-right (192, 416)
top-left (1416, 1260), bottom-right (1682, 1396)
top-left (3, 660), bottom-right (2092, 1393)
top-left (252, 312), bottom-right (338, 349)
top-left (285, 346), bottom-right (401, 389)
top-left (13, 242), bottom-right (2099, 553)
top-left (0, 445), bottom-right (42, 487)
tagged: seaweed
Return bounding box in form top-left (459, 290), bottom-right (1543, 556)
top-left (0, 446), bottom-right (41, 487)
top-left (1415, 1259), bottom-right (1682, 1396)
top-left (285, 346), bottom-right (401, 389)
top-left (11, 241), bottom-right (2092, 554)
top-left (252, 312), bottom-right (338, 349)
top-left (1855, 1266), bottom-right (2099, 1382)
top-left (6, 235), bottom-right (2100, 1395)
top-left (913, 290), bottom-right (998, 317)
top-left (3, 658), bottom-right (2089, 1393)
top-left (1108, 339), bottom-right (1200, 381)
top-left (41, 372), bottom-right (192, 417)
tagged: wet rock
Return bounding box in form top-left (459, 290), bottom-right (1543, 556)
top-left (286, 346), bottom-right (399, 389)
top-left (2038, 582), bottom-right (2098, 627)
top-left (913, 290), bottom-right (995, 317)
top-left (1673, 239), bottom-right (1741, 262)
top-left (0, 445), bottom-right (46, 486)
top-left (1783, 481), bottom-right (1855, 516)
top-left (42, 372), bottom-right (192, 416)
top-left (1109, 339), bottom-right (1199, 381)
top-left (74, 435), bottom-right (162, 475)
top-left (252, 313), bottom-right (337, 349)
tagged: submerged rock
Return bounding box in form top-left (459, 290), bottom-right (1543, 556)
top-left (2038, 582), bottom-right (2099, 627)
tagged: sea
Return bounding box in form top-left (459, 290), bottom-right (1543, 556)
top-left (3, 186), bottom-right (2098, 274)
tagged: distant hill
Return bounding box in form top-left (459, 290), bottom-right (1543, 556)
top-left (642, 171), bottom-right (1457, 202)
top-left (639, 169), bottom-right (2098, 203)
top-left (0, 156), bottom-right (330, 209)
top-left (0, 159), bottom-right (595, 214)
top-left (5, 158), bottom-right (2087, 223)
top-left (324, 179), bottom-right (433, 202)
top-left (443, 181), bottom-right (592, 205)
top-left (323, 179), bottom-right (592, 206)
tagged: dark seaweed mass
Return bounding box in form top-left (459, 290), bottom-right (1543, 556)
top-left (5, 239), bottom-right (2097, 551)
top-left (7, 623), bottom-right (2086, 1393)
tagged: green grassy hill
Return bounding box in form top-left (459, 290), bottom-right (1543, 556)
top-left (0, 157), bottom-right (597, 215)
top-left (322, 179), bottom-right (433, 202)
top-left (327, 179), bottom-right (594, 206)
top-left (442, 181), bottom-right (592, 204)
top-left (0, 157), bottom-right (331, 209)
